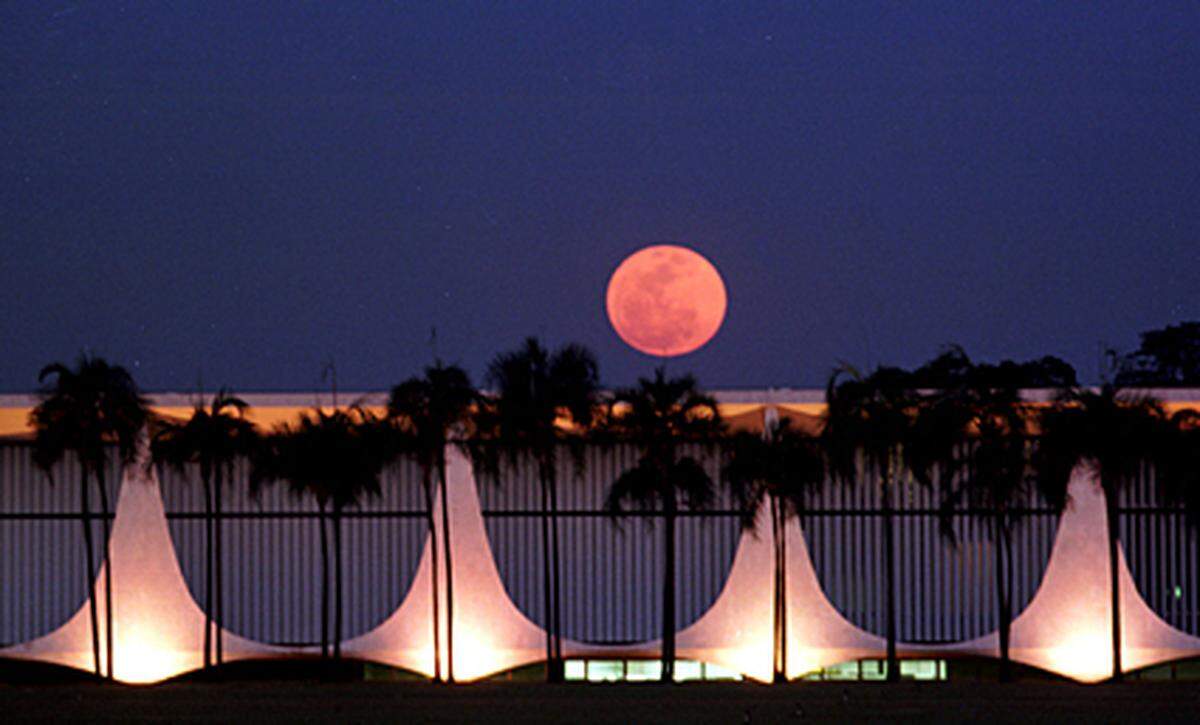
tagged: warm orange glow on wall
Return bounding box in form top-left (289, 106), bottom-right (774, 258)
top-left (0, 442), bottom-right (283, 683)
top-left (3, 411), bottom-right (1200, 684)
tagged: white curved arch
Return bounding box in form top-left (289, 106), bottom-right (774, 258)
top-left (6, 446), bottom-right (1198, 685)
top-left (343, 446), bottom-right (548, 681)
top-left (900, 466), bottom-right (1200, 681)
top-left (0, 450), bottom-right (283, 683)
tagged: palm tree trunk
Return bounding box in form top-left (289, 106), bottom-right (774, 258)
top-left (549, 472), bottom-right (564, 679)
top-left (661, 495), bottom-right (677, 683)
top-left (771, 496), bottom-right (787, 683)
top-left (882, 464), bottom-right (899, 683)
top-left (95, 467), bottom-right (114, 680)
top-left (214, 464), bottom-right (224, 666)
top-left (539, 472), bottom-right (554, 682)
top-left (423, 477), bottom-right (442, 683)
top-left (333, 506), bottom-right (343, 660)
top-left (994, 514), bottom-right (1012, 683)
top-left (1104, 482), bottom-right (1123, 681)
top-left (438, 450), bottom-right (456, 683)
top-left (79, 467), bottom-right (102, 678)
top-left (540, 460), bottom-right (565, 683)
top-left (318, 501), bottom-right (330, 660)
top-left (201, 472), bottom-right (214, 671)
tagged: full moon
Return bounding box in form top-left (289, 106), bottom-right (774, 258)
top-left (605, 244), bottom-right (728, 357)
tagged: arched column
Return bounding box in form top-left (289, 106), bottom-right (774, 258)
top-left (901, 466), bottom-right (1200, 681)
top-left (0, 448), bottom-right (281, 683)
top-left (343, 446), bottom-right (548, 681)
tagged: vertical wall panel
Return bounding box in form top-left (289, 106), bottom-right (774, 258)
top-left (160, 457), bottom-right (427, 645)
top-left (0, 444), bottom-right (122, 644)
top-left (1120, 469), bottom-right (1199, 636)
top-left (479, 443), bottom-right (740, 645)
top-left (805, 460), bottom-right (1058, 644)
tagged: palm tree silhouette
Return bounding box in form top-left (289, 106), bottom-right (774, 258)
top-left (1160, 409), bottom-right (1200, 529)
top-left (904, 357), bottom-right (1038, 682)
top-left (1160, 409), bottom-right (1200, 634)
top-left (475, 338), bottom-right (600, 682)
top-left (387, 362), bottom-right (476, 683)
top-left (30, 354), bottom-right (149, 679)
top-left (822, 364), bottom-right (918, 682)
top-left (722, 417), bottom-right (825, 682)
top-left (151, 390), bottom-right (257, 669)
top-left (252, 408), bottom-right (385, 660)
top-left (1034, 383), bottom-right (1166, 682)
top-left (603, 367), bottom-right (724, 682)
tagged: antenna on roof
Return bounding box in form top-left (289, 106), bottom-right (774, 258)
top-left (321, 358), bottom-right (338, 408)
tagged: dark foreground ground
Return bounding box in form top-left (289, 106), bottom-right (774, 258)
top-left (1, 680), bottom-right (1198, 723)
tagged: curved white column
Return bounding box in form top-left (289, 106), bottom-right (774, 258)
top-left (0, 455), bottom-right (282, 683)
top-left (782, 517), bottom-right (887, 678)
top-left (900, 466), bottom-right (1200, 681)
top-left (343, 446), bottom-right (548, 681)
top-left (6, 448), bottom-right (1197, 685)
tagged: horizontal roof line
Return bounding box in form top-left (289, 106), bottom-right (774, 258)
top-left (6, 387), bottom-right (1200, 408)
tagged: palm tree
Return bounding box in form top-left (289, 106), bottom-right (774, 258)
top-left (904, 361), bottom-right (1037, 682)
top-left (1160, 409), bottom-right (1200, 529)
top-left (387, 362), bottom-right (477, 683)
top-left (721, 418), bottom-right (825, 682)
top-left (1033, 383), bottom-right (1167, 681)
top-left (251, 408), bottom-right (385, 660)
top-left (151, 390), bottom-right (257, 669)
top-left (821, 364), bottom-right (918, 682)
top-left (603, 367), bottom-right (724, 682)
top-left (475, 338), bottom-right (599, 682)
top-left (30, 354), bottom-right (149, 679)
top-left (1160, 409), bottom-right (1200, 636)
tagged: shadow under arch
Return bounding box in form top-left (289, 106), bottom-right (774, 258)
top-left (1118, 471), bottom-right (1200, 638)
top-left (1124, 654), bottom-right (1200, 681)
top-left (479, 443), bottom-right (742, 645)
top-left (158, 458), bottom-right (428, 646)
top-left (0, 656), bottom-right (106, 684)
top-left (0, 443), bottom-right (125, 646)
top-left (169, 655), bottom-right (427, 683)
top-left (802, 477), bottom-right (1061, 643)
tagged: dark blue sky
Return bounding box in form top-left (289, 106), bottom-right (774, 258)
top-left (3, 3), bottom-right (1198, 392)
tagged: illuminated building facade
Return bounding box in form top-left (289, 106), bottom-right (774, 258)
top-left (0, 392), bottom-right (1197, 683)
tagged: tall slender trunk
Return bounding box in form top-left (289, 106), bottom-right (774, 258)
top-left (438, 449), bottom-right (456, 683)
top-left (333, 506), bottom-right (343, 660)
top-left (201, 471), bottom-right (214, 670)
top-left (771, 496), bottom-right (787, 683)
top-left (549, 469), bottom-right (563, 678)
top-left (540, 458), bottom-right (564, 683)
top-left (882, 460), bottom-right (899, 682)
top-left (1104, 481), bottom-right (1123, 681)
top-left (95, 468), bottom-right (114, 680)
top-left (214, 465), bottom-right (224, 666)
top-left (661, 494), bottom-right (677, 682)
top-left (318, 501), bottom-right (330, 659)
top-left (994, 514), bottom-right (1013, 683)
top-left (423, 475), bottom-right (442, 683)
top-left (539, 468), bottom-right (555, 682)
top-left (79, 468), bottom-right (102, 678)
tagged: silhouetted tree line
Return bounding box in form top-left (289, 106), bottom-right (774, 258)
top-left (1113, 322), bottom-right (1200, 386)
top-left (20, 320), bottom-right (1200, 683)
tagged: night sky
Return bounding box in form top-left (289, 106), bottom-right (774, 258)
top-left (3, 3), bottom-right (1198, 393)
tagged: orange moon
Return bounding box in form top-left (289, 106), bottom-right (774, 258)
top-left (605, 245), bottom-right (727, 357)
